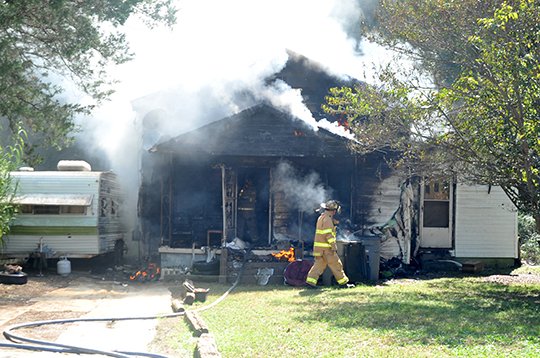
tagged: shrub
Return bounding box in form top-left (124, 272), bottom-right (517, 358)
top-left (518, 213), bottom-right (540, 265)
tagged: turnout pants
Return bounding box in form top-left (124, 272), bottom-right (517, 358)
top-left (237, 209), bottom-right (259, 243)
top-left (306, 249), bottom-right (349, 286)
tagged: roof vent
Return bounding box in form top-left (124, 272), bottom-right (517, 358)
top-left (18, 167), bottom-right (34, 172)
top-left (57, 160), bottom-right (92, 172)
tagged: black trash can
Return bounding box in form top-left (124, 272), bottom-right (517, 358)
top-left (359, 236), bottom-right (381, 281)
top-left (337, 239), bottom-right (368, 282)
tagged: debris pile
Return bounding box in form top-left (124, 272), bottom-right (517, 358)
top-left (129, 262), bottom-right (161, 282)
top-left (182, 279), bottom-right (210, 305)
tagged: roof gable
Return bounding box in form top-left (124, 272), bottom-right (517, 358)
top-left (152, 104), bottom-right (353, 158)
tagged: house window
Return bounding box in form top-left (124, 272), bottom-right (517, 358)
top-left (111, 200), bottom-right (117, 216)
top-left (424, 181), bottom-right (449, 200)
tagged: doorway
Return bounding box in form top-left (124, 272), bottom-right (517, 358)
top-left (420, 180), bottom-right (452, 248)
top-left (236, 167), bottom-right (270, 246)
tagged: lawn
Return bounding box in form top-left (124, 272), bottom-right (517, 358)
top-left (150, 269), bottom-right (540, 358)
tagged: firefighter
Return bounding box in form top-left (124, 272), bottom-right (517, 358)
top-left (305, 200), bottom-right (354, 288)
top-left (237, 178), bottom-right (259, 243)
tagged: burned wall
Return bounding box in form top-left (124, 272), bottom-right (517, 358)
top-left (352, 151), bottom-right (404, 230)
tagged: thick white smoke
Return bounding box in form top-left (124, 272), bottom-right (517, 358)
top-left (60, 0), bottom-right (401, 240)
top-left (272, 161), bottom-right (333, 213)
top-left (74, 0), bottom-right (395, 171)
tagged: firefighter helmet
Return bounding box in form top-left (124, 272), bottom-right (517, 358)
top-left (321, 200), bottom-right (341, 213)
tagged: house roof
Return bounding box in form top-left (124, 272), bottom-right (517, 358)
top-left (269, 50), bottom-right (363, 122)
top-left (151, 104), bottom-right (354, 158)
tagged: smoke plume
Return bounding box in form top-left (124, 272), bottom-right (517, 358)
top-left (272, 161), bottom-right (333, 213)
top-left (51, 0), bottom-right (402, 237)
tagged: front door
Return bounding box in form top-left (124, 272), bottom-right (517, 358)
top-left (420, 180), bottom-right (452, 248)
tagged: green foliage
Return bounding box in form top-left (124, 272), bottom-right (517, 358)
top-left (0, 128), bottom-right (24, 243)
top-left (326, 0), bottom-right (540, 230)
top-left (519, 213), bottom-right (540, 265)
top-left (152, 279), bottom-right (540, 357)
top-left (0, 0), bottom-right (177, 165)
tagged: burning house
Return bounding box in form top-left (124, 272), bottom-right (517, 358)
top-left (135, 52), bottom-right (518, 283)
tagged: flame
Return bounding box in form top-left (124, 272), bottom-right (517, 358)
top-left (130, 263), bottom-right (161, 281)
top-left (271, 247), bottom-right (295, 262)
top-left (337, 114), bottom-right (350, 131)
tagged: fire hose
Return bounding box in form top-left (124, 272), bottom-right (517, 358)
top-left (1, 256), bottom-right (244, 357)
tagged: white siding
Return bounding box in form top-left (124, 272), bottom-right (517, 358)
top-left (2, 234), bottom-right (124, 257)
top-left (455, 184), bottom-right (518, 258)
top-left (3, 235), bottom-right (99, 256)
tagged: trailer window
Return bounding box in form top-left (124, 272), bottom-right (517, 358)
top-left (61, 205), bottom-right (86, 214)
top-left (20, 205), bottom-right (32, 214)
top-left (33, 205), bottom-right (60, 215)
top-left (20, 205), bottom-right (86, 215)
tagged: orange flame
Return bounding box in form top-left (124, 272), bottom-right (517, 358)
top-left (271, 247), bottom-right (295, 262)
top-left (130, 263), bottom-right (161, 281)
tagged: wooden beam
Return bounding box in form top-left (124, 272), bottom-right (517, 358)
top-left (185, 311), bottom-right (209, 337)
top-left (195, 333), bottom-right (221, 358)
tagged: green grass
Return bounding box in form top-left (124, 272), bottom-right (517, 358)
top-left (150, 275), bottom-right (540, 358)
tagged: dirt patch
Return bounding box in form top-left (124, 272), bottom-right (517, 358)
top-left (481, 274), bottom-right (540, 285)
top-left (0, 274), bottom-right (73, 306)
top-left (0, 267), bottom-right (174, 357)
top-left (5, 310), bottom-right (83, 341)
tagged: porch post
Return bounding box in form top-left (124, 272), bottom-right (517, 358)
top-left (219, 165), bottom-right (236, 284)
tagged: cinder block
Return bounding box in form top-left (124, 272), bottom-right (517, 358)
top-left (462, 261), bottom-right (485, 273)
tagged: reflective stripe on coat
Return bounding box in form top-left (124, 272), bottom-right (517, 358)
top-left (312, 212), bottom-right (337, 256)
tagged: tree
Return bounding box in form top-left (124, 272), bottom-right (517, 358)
top-left (324, 0), bottom-right (540, 232)
top-left (0, 0), bottom-right (177, 165)
top-left (0, 129), bottom-right (23, 240)
top-left (0, 1), bottom-right (176, 244)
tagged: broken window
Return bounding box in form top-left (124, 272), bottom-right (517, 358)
top-left (100, 198), bottom-right (108, 217)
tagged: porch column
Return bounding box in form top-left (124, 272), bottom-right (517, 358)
top-left (219, 165), bottom-right (236, 283)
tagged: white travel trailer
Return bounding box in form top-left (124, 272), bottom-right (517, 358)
top-left (2, 161), bottom-right (126, 259)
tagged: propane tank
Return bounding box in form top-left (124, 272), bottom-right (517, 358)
top-left (57, 257), bottom-right (71, 277)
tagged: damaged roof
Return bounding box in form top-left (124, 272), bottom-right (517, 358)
top-left (151, 104), bottom-right (354, 158)
top-left (270, 50), bottom-right (363, 122)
